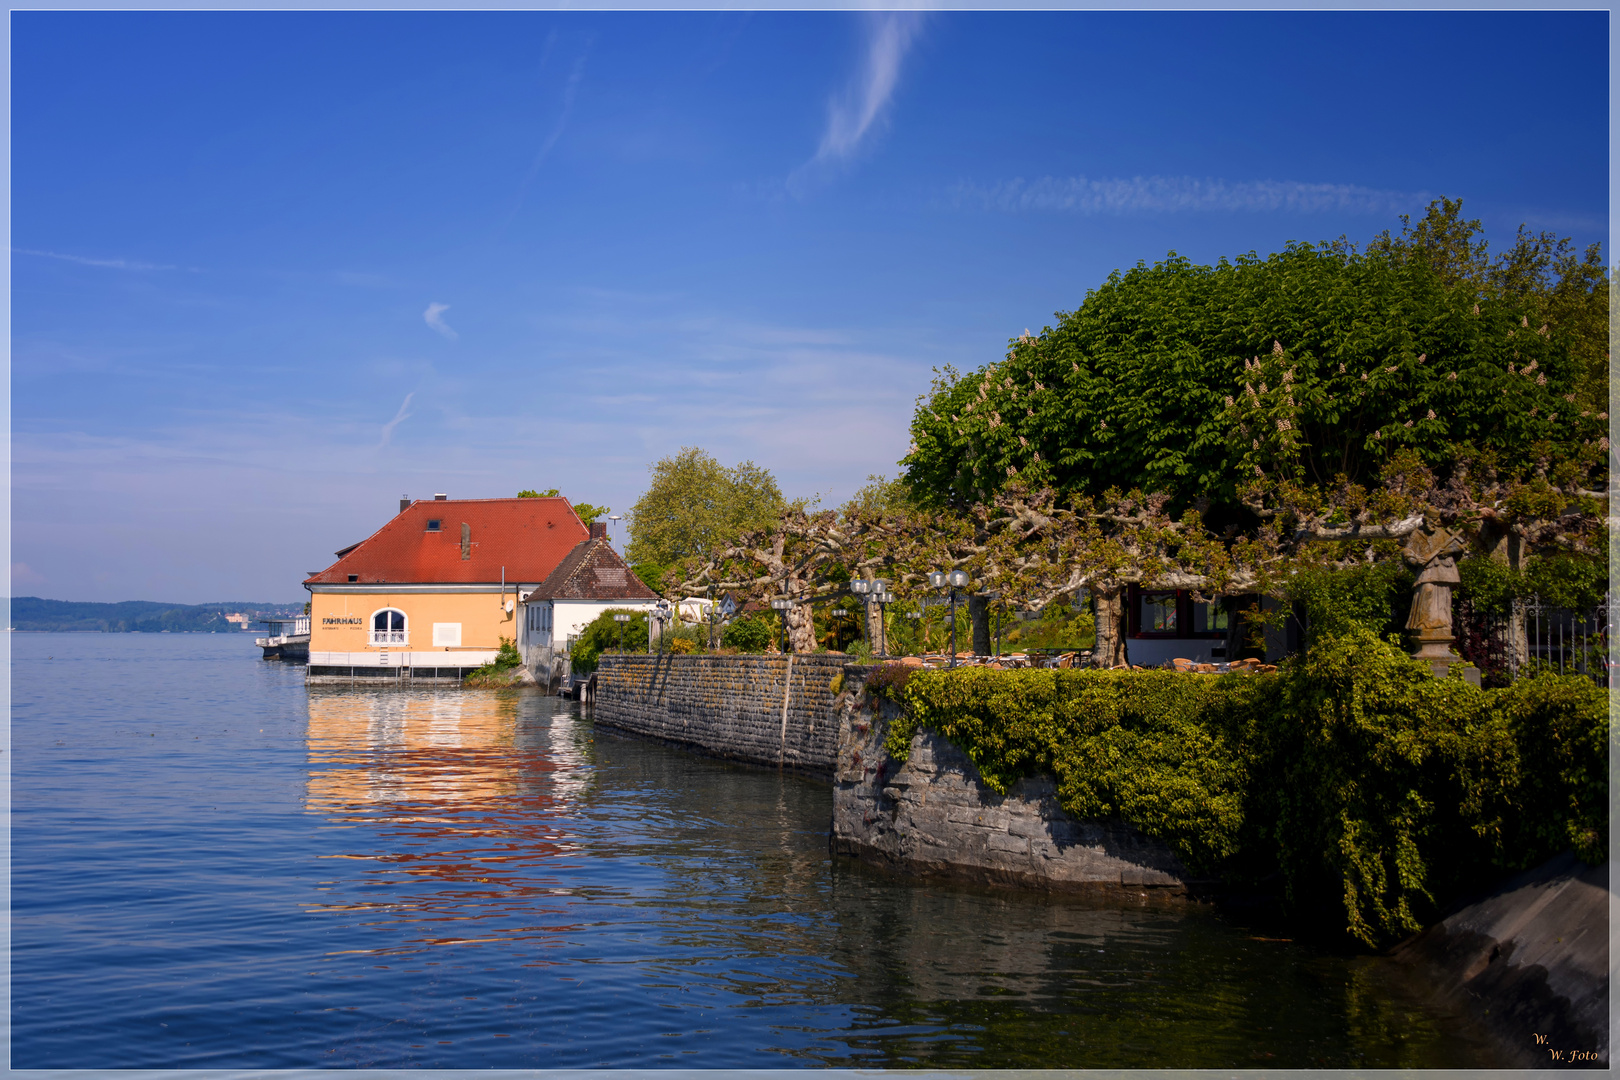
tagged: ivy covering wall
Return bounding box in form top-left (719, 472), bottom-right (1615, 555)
top-left (872, 628), bottom-right (1606, 947)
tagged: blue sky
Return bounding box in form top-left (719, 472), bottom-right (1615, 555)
top-left (9, 10), bottom-right (1610, 603)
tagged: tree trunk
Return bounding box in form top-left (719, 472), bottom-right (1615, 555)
top-left (969, 594), bottom-right (991, 656)
top-left (1091, 585), bottom-right (1129, 668)
top-left (785, 602), bottom-right (818, 653)
top-left (863, 599), bottom-right (882, 655)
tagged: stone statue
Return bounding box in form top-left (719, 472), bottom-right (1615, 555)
top-left (1402, 527), bottom-right (1475, 681)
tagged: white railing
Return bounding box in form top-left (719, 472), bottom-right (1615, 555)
top-left (369, 630), bottom-right (409, 646)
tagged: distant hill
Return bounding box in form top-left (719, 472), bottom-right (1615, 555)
top-left (8, 597), bottom-right (305, 633)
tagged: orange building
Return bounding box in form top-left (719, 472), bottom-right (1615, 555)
top-left (303, 494), bottom-right (588, 683)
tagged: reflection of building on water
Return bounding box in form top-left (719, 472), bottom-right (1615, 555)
top-left (304, 690), bottom-right (593, 882)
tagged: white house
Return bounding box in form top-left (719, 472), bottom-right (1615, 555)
top-left (518, 523), bottom-right (661, 690)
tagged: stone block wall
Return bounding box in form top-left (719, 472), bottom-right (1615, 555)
top-left (593, 654), bottom-right (860, 775)
top-left (832, 693), bottom-right (1193, 895)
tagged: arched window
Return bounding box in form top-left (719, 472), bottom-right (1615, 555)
top-left (370, 607), bottom-right (407, 646)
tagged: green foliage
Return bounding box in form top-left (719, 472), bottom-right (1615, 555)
top-left (1284, 562), bottom-right (1414, 642)
top-left (998, 605), bottom-right (1097, 651)
top-left (844, 637), bottom-right (875, 663)
top-left (625, 447), bottom-right (783, 568)
top-left (873, 627), bottom-right (1607, 948)
top-left (843, 473), bottom-right (918, 515)
top-left (903, 200), bottom-right (1606, 513)
top-left (1456, 557), bottom-right (1521, 617)
top-left (1485, 673), bottom-right (1610, 865)
top-left (571, 608), bottom-right (650, 673)
top-left (1523, 553), bottom-right (1608, 612)
top-left (468, 636), bottom-right (523, 679)
top-left (631, 562), bottom-right (668, 594)
top-left (571, 502), bottom-right (610, 526)
top-left (721, 614), bottom-right (774, 653)
top-left (882, 666), bottom-right (1254, 877)
top-left (517, 488), bottom-right (560, 498)
top-left (1456, 552), bottom-right (1607, 617)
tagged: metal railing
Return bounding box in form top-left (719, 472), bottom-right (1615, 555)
top-left (369, 629), bottom-right (409, 646)
top-left (1455, 592), bottom-right (1610, 687)
top-left (1511, 594), bottom-right (1611, 685)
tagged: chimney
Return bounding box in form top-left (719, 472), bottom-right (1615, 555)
top-left (434, 493), bottom-right (448, 501)
top-left (589, 521), bottom-right (608, 540)
top-left (400, 495), bottom-right (410, 514)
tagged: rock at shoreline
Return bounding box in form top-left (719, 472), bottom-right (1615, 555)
top-left (1391, 850), bottom-right (1608, 1068)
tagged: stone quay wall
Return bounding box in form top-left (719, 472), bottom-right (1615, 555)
top-left (831, 694), bottom-right (1193, 895)
top-left (592, 654), bottom-right (853, 775)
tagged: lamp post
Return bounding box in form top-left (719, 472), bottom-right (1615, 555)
top-left (849, 578), bottom-right (873, 653)
top-left (830, 608), bottom-right (848, 653)
top-left (652, 599), bottom-right (672, 654)
top-left (872, 580), bottom-right (893, 657)
top-left (707, 586), bottom-right (717, 651)
top-left (770, 596), bottom-right (793, 653)
top-left (612, 611), bottom-right (631, 654)
top-left (928, 569), bottom-right (971, 667)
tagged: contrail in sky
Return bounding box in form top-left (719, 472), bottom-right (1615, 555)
top-left (378, 392), bottom-right (415, 449)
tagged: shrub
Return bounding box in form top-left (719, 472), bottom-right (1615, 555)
top-left (572, 609), bottom-right (650, 673)
top-left (721, 614), bottom-right (775, 653)
top-left (1457, 552), bottom-right (1606, 617)
top-left (466, 636), bottom-right (523, 681)
top-left (879, 628), bottom-right (1606, 948)
top-left (1284, 562), bottom-right (1413, 643)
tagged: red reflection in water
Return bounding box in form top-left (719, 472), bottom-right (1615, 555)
top-left (303, 690), bottom-right (594, 947)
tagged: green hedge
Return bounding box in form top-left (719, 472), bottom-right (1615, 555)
top-left (876, 628), bottom-right (1607, 947)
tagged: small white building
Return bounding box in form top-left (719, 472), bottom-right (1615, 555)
top-left (674, 596), bottom-right (715, 624)
top-left (518, 523), bottom-right (661, 691)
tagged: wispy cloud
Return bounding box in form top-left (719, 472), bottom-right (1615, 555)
top-left (787, 13), bottom-right (924, 194)
top-left (378, 392), bottom-right (415, 449)
top-left (13, 247), bottom-right (177, 271)
top-left (503, 40), bottom-right (591, 229)
top-left (950, 176), bottom-right (1423, 216)
top-left (815, 13), bottom-right (924, 165)
top-left (423, 302), bottom-right (458, 340)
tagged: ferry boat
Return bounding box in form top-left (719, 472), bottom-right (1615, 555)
top-left (256, 616), bottom-right (310, 661)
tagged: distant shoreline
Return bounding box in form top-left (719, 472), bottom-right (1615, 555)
top-left (8, 597), bottom-right (305, 634)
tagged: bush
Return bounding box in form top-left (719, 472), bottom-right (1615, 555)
top-left (1284, 562), bottom-right (1413, 643)
top-left (877, 628), bottom-right (1607, 948)
top-left (572, 609), bottom-right (649, 674)
top-left (1457, 552), bottom-right (1607, 617)
top-left (721, 614), bottom-right (775, 653)
top-left (467, 636), bottom-right (522, 679)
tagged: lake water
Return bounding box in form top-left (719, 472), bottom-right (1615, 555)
top-left (10, 634), bottom-right (1503, 1068)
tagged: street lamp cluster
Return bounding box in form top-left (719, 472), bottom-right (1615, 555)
top-left (760, 569), bottom-right (982, 664)
top-left (928, 569), bottom-right (971, 667)
top-left (848, 577), bottom-right (896, 657)
top-left (848, 570), bottom-right (973, 667)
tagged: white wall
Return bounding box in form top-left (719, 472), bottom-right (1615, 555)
top-left (520, 598), bottom-right (659, 653)
top-left (555, 599), bottom-right (657, 649)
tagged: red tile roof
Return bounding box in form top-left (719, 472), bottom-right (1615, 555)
top-left (304, 498), bottom-right (589, 586)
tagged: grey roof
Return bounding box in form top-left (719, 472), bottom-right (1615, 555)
top-left (524, 538), bottom-right (660, 602)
